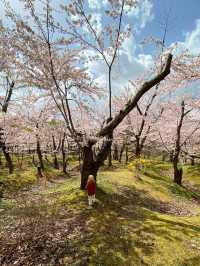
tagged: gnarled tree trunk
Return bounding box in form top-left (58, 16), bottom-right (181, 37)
top-left (81, 136), bottom-right (112, 189)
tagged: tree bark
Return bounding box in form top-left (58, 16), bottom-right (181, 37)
top-left (61, 133), bottom-right (67, 174)
top-left (119, 144), bottom-right (125, 163)
top-left (173, 157), bottom-right (182, 185)
top-left (0, 182), bottom-right (3, 202)
top-left (107, 149), bottom-right (112, 167)
top-left (2, 145), bottom-right (13, 174)
top-left (36, 137), bottom-right (44, 171)
top-left (81, 144), bottom-right (97, 190)
top-left (52, 135), bottom-right (59, 169)
top-left (162, 152), bottom-right (167, 162)
top-left (125, 144), bottom-right (128, 164)
top-left (191, 156), bottom-right (195, 166)
top-left (173, 101), bottom-right (188, 185)
top-left (0, 127), bottom-right (13, 174)
top-left (135, 137), bottom-right (141, 158)
top-left (81, 136), bottom-right (112, 189)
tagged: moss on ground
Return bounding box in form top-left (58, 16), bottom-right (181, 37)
top-left (1, 160), bottom-right (200, 265)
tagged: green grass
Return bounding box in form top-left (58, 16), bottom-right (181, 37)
top-left (0, 155), bottom-right (70, 193)
top-left (0, 167), bottom-right (37, 192)
top-left (1, 160), bottom-right (200, 265)
top-left (184, 164), bottom-right (200, 188)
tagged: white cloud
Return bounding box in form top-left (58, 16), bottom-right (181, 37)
top-left (120, 34), bottom-right (137, 63)
top-left (127, 0), bottom-right (154, 29)
top-left (87, 0), bottom-right (154, 30)
top-left (174, 19), bottom-right (200, 55)
top-left (184, 19), bottom-right (200, 54)
top-left (140, 0), bottom-right (154, 28)
top-left (84, 34), bottom-right (153, 94)
top-left (137, 54), bottom-right (153, 68)
top-left (88, 0), bottom-right (101, 10)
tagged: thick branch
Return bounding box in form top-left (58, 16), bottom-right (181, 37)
top-left (97, 53), bottom-right (173, 137)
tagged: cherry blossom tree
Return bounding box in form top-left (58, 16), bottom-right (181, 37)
top-left (3, 0), bottom-right (173, 189)
top-left (0, 22), bottom-right (16, 173)
top-left (157, 99), bottom-right (200, 185)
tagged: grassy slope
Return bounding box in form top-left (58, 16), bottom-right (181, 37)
top-left (1, 160), bottom-right (200, 265)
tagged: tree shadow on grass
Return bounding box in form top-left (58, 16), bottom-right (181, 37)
top-left (78, 185), bottom-right (200, 265)
top-left (2, 172), bottom-right (200, 266)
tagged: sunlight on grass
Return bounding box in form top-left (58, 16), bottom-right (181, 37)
top-left (1, 159), bottom-right (200, 265)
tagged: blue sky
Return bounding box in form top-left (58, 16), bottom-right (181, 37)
top-left (2, 0), bottom-right (199, 43)
top-left (140, 0), bottom-right (200, 52)
top-left (1, 0), bottom-right (199, 50)
top-left (83, 0), bottom-right (200, 94)
top-left (1, 0), bottom-right (200, 93)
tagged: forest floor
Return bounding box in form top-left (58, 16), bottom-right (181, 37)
top-left (1, 159), bottom-right (200, 265)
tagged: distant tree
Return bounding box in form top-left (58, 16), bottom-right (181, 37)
top-left (158, 100), bottom-right (200, 185)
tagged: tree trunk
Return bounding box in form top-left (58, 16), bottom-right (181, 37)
top-left (81, 145), bottom-right (97, 190)
top-left (36, 137), bottom-right (44, 171)
top-left (191, 156), bottom-right (195, 166)
top-left (45, 154), bottom-right (50, 163)
top-left (80, 136), bottom-right (112, 189)
top-left (61, 134), bottom-right (67, 174)
top-left (37, 166), bottom-right (43, 178)
top-left (32, 154), bottom-right (35, 165)
top-left (0, 182), bottom-right (3, 202)
top-left (125, 144), bottom-right (128, 164)
top-left (173, 158), bottom-right (182, 185)
top-left (119, 144), bottom-right (125, 163)
top-left (52, 135), bottom-right (59, 169)
top-left (2, 146), bottom-right (13, 174)
top-left (162, 152), bottom-right (167, 162)
top-left (135, 138), bottom-right (141, 158)
top-left (107, 149), bottom-right (112, 167)
top-left (0, 127), bottom-right (13, 174)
